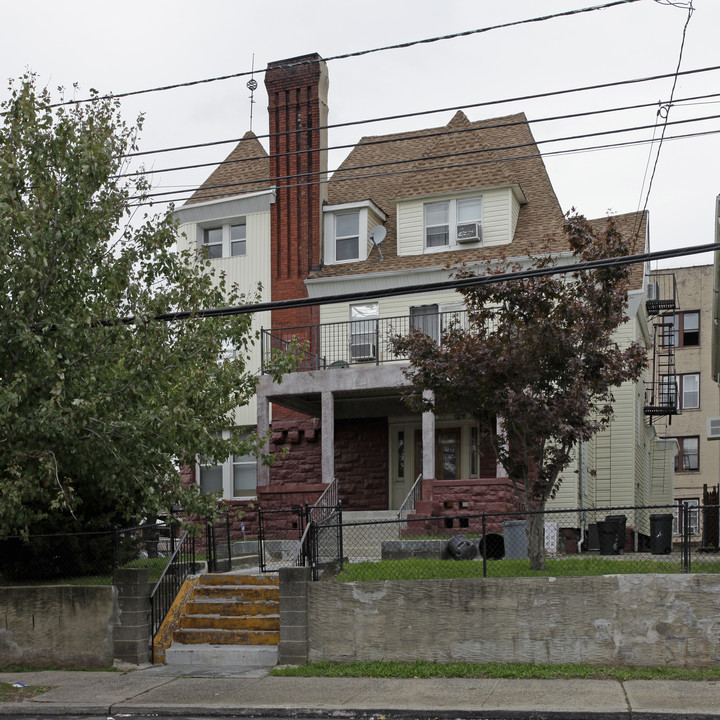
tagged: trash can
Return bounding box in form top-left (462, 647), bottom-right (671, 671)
top-left (650, 513), bottom-right (673, 555)
top-left (446, 535), bottom-right (478, 561)
top-left (597, 520), bottom-right (620, 555)
top-left (479, 533), bottom-right (504, 560)
top-left (605, 515), bottom-right (627, 553)
top-left (502, 520), bottom-right (528, 559)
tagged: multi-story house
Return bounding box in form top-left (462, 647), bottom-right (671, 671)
top-left (175, 53), bottom-right (674, 538)
top-left (649, 264), bottom-right (719, 541)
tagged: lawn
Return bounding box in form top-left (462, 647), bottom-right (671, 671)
top-left (334, 555), bottom-right (720, 582)
top-left (271, 660), bottom-right (720, 681)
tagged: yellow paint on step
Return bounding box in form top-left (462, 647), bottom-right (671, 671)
top-left (152, 576), bottom-right (199, 664)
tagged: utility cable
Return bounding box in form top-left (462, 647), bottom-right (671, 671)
top-left (44, 0), bottom-right (644, 110)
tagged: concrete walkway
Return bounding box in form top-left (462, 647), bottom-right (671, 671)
top-left (1, 665), bottom-right (720, 718)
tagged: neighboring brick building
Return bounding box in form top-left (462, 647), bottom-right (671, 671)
top-left (174, 52), bottom-right (674, 537)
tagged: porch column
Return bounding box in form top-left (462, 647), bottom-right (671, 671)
top-left (422, 390), bottom-right (436, 481)
top-left (321, 390), bottom-right (334, 484)
top-left (257, 396), bottom-right (271, 487)
top-left (496, 417), bottom-right (508, 478)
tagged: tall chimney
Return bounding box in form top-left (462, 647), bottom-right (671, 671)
top-left (265, 53), bottom-right (328, 330)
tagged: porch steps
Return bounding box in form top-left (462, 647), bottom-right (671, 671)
top-left (164, 572), bottom-right (279, 668)
top-left (342, 510), bottom-right (401, 561)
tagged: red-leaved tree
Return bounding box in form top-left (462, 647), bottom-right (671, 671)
top-left (393, 213), bottom-right (648, 570)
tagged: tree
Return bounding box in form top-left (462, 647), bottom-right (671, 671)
top-left (393, 213), bottom-right (647, 570)
top-left (0, 77), bottom-right (265, 539)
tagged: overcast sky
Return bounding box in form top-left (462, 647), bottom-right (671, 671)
top-left (3, 0), bottom-right (718, 271)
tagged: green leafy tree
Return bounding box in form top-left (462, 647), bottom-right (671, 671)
top-left (393, 214), bottom-right (647, 570)
top-left (0, 76), bottom-right (265, 539)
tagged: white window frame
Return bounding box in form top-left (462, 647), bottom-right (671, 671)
top-left (349, 302), bottom-right (379, 362)
top-left (423, 195), bottom-right (482, 253)
top-left (661, 373), bottom-right (700, 411)
top-left (673, 498), bottom-right (699, 535)
top-left (323, 200), bottom-right (386, 265)
top-left (197, 218), bottom-right (248, 259)
top-left (197, 430), bottom-right (257, 499)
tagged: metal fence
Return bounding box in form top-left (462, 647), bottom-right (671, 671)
top-left (302, 503), bottom-right (720, 581)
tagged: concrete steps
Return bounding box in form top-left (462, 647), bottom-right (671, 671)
top-left (164, 572), bottom-right (279, 667)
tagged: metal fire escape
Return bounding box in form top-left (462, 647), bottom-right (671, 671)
top-left (644, 272), bottom-right (679, 421)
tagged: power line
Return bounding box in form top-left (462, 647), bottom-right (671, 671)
top-left (117, 91), bottom-right (720, 180)
top-left (46, 0), bottom-right (644, 110)
top-left (110, 240), bottom-right (718, 325)
top-left (123, 63), bottom-right (720, 161)
top-left (133, 114), bottom-right (720, 204)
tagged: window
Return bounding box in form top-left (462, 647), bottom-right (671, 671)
top-left (350, 303), bottom-right (378, 362)
top-left (664, 311), bottom-right (700, 348)
top-left (203, 227), bottom-right (223, 259)
top-left (410, 304), bottom-right (440, 343)
top-left (661, 373), bottom-right (699, 410)
top-left (335, 213), bottom-right (360, 261)
top-left (199, 219), bottom-right (247, 259)
top-left (673, 499), bottom-right (699, 535)
top-left (424, 196), bottom-right (482, 251)
top-left (197, 431), bottom-right (257, 499)
top-left (672, 436), bottom-right (699, 472)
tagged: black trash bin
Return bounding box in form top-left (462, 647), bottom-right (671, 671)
top-left (650, 513), bottom-right (673, 555)
top-left (479, 533), bottom-right (504, 560)
top-left (597, 520), bottom-right (620, 555)
top-left (605, 515), bottom-right (627, 553)
top-left (447, 535), bottom-right (478, 561)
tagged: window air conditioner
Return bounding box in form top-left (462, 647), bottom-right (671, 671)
top-left (456, 222), bottom-right (482, 244)
top-left (707, 417), bottom-right (720, 441)
top-left (350, 342), bottom-right (376, 361)
top-left (647, 282), bottom-right (660, 301)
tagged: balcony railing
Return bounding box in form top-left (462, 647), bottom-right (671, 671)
top-left (260, 310), bottom-right (467, 374)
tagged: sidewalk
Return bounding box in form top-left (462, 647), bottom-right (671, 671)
top-left (2, 665), bottom-right (720, 719)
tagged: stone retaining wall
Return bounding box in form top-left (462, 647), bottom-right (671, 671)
top-left (285, 573), bottom-right (720, 667)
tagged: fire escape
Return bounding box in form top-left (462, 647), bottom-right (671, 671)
top-left (644, 272), bottom-right (679, 421)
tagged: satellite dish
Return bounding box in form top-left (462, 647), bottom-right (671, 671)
top-left (369, 225), bottom-right (386, 261)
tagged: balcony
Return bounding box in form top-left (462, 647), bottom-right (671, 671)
top-left (260, 309), bottom-right (467, 375)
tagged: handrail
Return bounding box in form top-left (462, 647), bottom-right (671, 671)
top-left (397, 473), bottom-right (423, 521)
top-left (295, 478), bottom-right (340, 567)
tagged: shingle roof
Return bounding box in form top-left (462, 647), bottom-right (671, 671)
top-left (314, 111), bottom-right (567, 279)
top-left (184, 131), bottom-right (270, 206)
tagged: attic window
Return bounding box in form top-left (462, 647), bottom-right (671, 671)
top-left (323, 200), bottom-right (386, 265)
top-left (199, 219), bottom-right (247, 259)
top-left (335, 213), bottom-right (360, 261)
top-left (424, 196), bottom-right (482, 252)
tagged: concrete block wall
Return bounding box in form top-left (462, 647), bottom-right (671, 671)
top-left (113, 568), bottom-right (152, 665)
top-left (279, 573), bottom-right (720, 667)
top-left (277, 566), bottom-right (311, 664)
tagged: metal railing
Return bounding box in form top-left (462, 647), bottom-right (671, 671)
top-left (149, 529), bottom-right (196, 649)
top-left (260, 310), bottom-right (468, 373)
top-left (205, 511), bottom-right (232, 573)
top-left (397, 473), bottom-right (423, 521)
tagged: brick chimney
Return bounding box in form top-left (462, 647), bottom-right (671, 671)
top-left (265, 53), bottom-right (328, 330)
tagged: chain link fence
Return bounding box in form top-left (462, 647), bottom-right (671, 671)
top-left (305, 504), bottom-right (720, 581)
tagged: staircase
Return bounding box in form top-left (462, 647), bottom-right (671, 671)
top-left (341, 510), bottom-right (400, 561)
top-left (163, 572), bottom-right (279, 668)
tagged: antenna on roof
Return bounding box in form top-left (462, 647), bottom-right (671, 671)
top-left (247, 54), bottom-right (258, 132)
top-left (369, 225), bottom-right (386, 261)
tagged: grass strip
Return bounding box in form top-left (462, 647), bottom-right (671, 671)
top-left (272, 660), bottom-right (720, 681)
top-left (0, 681), bottom-right (51, 702)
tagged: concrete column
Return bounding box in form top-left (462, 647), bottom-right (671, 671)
top-left (257, 395), bottom-right (271, 487)
top-left (321, 390), bottom-right (334, 484)
top-left (113, 568), bottom-right (152, 665)
top-left (278, 566), bottom-right (311, 665)
top-left (422, 389), bottom-right (435, 481)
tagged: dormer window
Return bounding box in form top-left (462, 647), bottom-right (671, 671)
top-left (335, 213), bottom-right (360, 261)
top-left (323, 200), bottom-right (387, 265)
top-left (424, 196), bottom-right (482, 252)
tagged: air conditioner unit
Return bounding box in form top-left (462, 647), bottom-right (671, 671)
top-left (456, 222), bottom-right (482, 243)
top-left (350, 342), bottom-right (376, 361)
top-left (647, 281), bottom-right (660, 301)
top-left (707, 417), bottom-right (720, 441)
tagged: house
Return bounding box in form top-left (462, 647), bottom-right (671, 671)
top-left (175, 53), bottom-right (674, 539)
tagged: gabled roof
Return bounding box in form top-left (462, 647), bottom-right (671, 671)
top-left (588, 211), bottom-right (647, 291)
top-left (315, 111), bottom-right (566, 279)
top-left (184, 131), bottom-right (270, 206)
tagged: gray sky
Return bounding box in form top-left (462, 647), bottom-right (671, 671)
top-left (2, 0), bottom-right (718, 268)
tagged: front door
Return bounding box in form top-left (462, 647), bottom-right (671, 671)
top-left (413, 427), bottom-right (461, 481)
